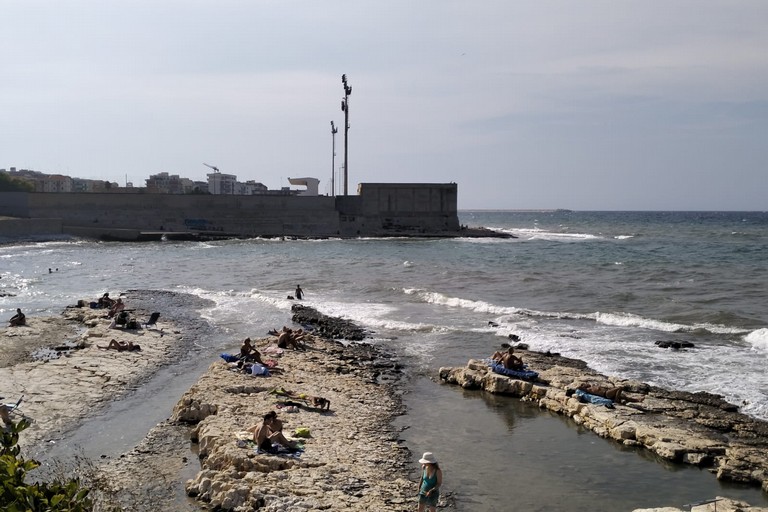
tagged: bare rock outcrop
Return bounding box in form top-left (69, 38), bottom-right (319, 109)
top-left (178, 336), bottom-right (415, 511)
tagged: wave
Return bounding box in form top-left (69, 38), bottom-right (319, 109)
top-left (480, 226), bottom-right (604, 242)
top-left (404, 288), bottom-right (521, 316)
top-left (745, 328), bottom-right (768, 352)
top-left (404, 288), bottom-right (750, 336)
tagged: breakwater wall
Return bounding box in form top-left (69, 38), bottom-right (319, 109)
top-left (0, 183), bottom-right (461, 240)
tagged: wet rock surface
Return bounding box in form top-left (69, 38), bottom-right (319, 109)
top-left (290, 304), bottom-right (368, 341)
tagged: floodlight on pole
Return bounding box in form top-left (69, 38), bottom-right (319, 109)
top-left (341, 74), bottom-right (352, 196)
top-left (330, 121), bottom-right (338, 196)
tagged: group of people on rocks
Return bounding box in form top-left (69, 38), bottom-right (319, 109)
top-left (237, 337), bottom-right (284, 375)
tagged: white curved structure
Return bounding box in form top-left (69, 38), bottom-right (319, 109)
top-left (288, 177), bottom-right (320, 196)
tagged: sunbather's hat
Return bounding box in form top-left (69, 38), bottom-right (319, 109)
top-left (419, 452), bottom-right (438, 464)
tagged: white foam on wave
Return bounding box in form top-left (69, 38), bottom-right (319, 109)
top-left (247, 289), bottom-right (296, 311)
top-left (746, 328), bottom-right (768, 353)
top-left (596, 312), bottom-right (689, 332)
top-left (506, 227), bottom-right (603, 242)
top-left (595, 312), bottom-right (750, 335)
top-left (311, 299), bottom-right (446, 334)
top-left (404, 288), bottom-right (519, 315)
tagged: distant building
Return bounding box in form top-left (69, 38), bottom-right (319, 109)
top-left (288, 177), bottom-right (320, 196)
top-left (207, 172), bottom-right (238, 195)
top-left (239, 180), bottom-right (269, 195)
top-left (146, 172), bottom-right (185, 194)
top-left (37, 174), bottom-right (72, 193)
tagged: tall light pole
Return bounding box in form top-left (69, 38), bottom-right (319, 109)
top-left (330, 121), bottom-right (338, 196)
top-left (341, 74), bottom-right (352, 195)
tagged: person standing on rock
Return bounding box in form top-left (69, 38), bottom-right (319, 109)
top-left (295, 285), bottom-right (304, 300)
top-left (417, 452), bottom-right (442, 512)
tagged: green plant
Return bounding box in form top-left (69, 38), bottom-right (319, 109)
top-left (1, 419), bottom-right (94, 511)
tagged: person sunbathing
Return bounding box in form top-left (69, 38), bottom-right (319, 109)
top-left (574, 383), bottom-right (644, 404)
top-left (491, 347), bottom-right (524, 370)
top-left (98, 339), bottom-right (141, 352)
top-left (248, 411), bottom-right (297, 452)
top-left (9, 308), bottom-right (26, 327)
top-left (239, 361), bottom-right (284, 375)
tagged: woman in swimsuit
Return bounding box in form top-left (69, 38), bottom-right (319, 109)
top-left (417, 451), bottom-right (442, 512)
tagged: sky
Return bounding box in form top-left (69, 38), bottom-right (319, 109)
top-left (2, 1), bottom-right (767, 210)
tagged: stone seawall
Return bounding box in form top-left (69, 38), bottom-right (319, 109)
top-left (0, 183), bottom-right (467, 240)
top-left (440, 353), bottom-right (768, 495)
top-left (0, 217), bottom-right (62, 238)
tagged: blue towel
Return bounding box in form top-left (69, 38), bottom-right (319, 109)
top-left (489, 362), bottom-right (539, 381)
top-left (575, 389), bottom-right (614, 408)
top-left (220, 353), bottom-right (240, 363)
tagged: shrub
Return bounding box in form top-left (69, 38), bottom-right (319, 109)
top-left (0, 419), bottom-right (94, 511)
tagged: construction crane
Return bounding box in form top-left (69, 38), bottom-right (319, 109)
top-left (203, 163), bottom-right (220, 173)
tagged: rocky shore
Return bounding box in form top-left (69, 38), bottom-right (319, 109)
top-left (5, 292), bottom-right (767, 512)
top-left (0, 290), bottom-right (214, 447)
top-left (1, 297), bottom-right (423, 511)
top-left (440, 349), bottom-right (768, 510)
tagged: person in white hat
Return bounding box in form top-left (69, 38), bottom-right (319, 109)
top-left (417, 451), bottom-right (442, 511)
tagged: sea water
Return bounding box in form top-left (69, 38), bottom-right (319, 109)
top-left (2, 210), bottom-right (767, 510)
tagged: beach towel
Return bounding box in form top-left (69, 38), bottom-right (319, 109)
top-left (220, 353), bottom-right (240, 363)
top-left (575, 389), bottom-right (615, 408)
top-left (262, 345), bottom-right (284, 356)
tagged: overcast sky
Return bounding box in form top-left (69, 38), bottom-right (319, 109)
top-left (2, 1), bottom-right (766, 210)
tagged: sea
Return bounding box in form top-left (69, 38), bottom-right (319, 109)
top-left (2, 210), bottom-right (767, 511)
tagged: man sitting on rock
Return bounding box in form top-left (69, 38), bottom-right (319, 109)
top-left (277, 327), bottom-right (306, 351)
top-left (249, 411), bottom-right (297, 453)
top-left (239, 338), bottom-right (266, 364)
top-left (98, 293), bottom-right (116, 308)
top-left (491, 347), bottom-right (524, 370)
top-left (107, 298), bottom-right (125, 319)
top-left (8, 308), bottom-right (26, 327)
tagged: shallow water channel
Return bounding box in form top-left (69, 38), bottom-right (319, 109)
top-left (27, 353), bottom-right (768, 512)
top-left (395, 376), bottom-right (768, 512)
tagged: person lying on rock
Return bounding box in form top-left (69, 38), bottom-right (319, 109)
top-left (98, 339), bottom-right (141, 352)
top-left (570, 383), bottom-right (643, 404)
top-left (8, 308), bottom-right (26, 327)
top-left (248, 411), bottom-right (297, 453)
top-left (238, 360), bottom-right (284, 375)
